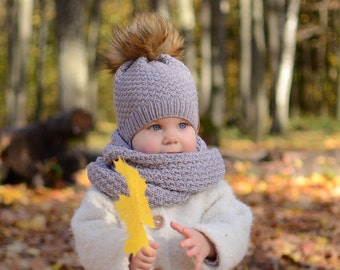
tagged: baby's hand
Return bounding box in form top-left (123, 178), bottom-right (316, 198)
top-left (129, 241), bottom-right (159, 270)
top-left (170, 221), bottom-right (216, 270)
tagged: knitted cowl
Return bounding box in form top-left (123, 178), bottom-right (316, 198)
top-left (87, 130), bottom-right (226, 207)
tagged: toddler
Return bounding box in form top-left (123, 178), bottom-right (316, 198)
top-left (71, 12), bottom-right (252, 270)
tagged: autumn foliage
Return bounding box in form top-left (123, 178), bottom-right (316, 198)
top-left (1, 147), bottom-right (339, 269)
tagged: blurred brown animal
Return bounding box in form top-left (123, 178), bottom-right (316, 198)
top-left (0, 108), bottom-right (94, 187)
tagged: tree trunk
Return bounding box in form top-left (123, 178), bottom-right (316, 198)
top-left (267, 0), bottom-right (285, 123)
top-left (273, 0), bottom-right (301, 134)
top-left (87, 0), bottom-right (102, 119)
top-left (6, 0), bottom-right (34, 127)
top-left (211, 0), bottom-right (227, 128)
top-left (337, 0), bottom-right (340, 121)
top-left (151, 0), bottom-right (169, 17)
top-left (177, 0), bottom-right (196, 82)
top-left (318, 3), bottom-right (329, 116)
top-left (35, 0), bottom-right (49, 120)
top-left (55, 0), bottom-right (89, 111)
top-left (252, 0), bottom-right (267, 141)
top-left (239, 0), bottom-right (253, 132)
top-left (199, 0), bottom-right (212, 114)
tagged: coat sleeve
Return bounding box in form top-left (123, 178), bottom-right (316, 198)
top-left (71, 186), bottom-right (130, 270)
top-left (194, 181), bottom-right (253, 270)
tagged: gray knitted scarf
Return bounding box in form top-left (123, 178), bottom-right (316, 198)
top-left (87, 130), bottom-right (226, 207)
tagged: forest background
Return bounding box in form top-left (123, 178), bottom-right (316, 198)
top-left (1, 0), bottom-right (339, 140)
top-left (0, 0), bottom-right (340, 269)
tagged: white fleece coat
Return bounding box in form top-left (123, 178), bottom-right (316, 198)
top-left (71, 180), bottom-right (252, 270)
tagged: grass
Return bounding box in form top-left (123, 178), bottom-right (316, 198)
top-left (220, 116), bottom-right (340, 151)
top-left (85, 121), bottom-right (116, 150)
top-left (83, 116), bottom-right (340, 152)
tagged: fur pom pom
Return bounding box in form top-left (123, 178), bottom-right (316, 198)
top-left (105, 13), bottom-right (184, 74)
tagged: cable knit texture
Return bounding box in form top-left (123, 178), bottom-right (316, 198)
top-left (114, 54), bottom-right (199, 144)
top-left (87, 130), bottom-right (225, 207)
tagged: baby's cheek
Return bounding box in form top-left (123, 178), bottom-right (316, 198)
top-left (184, 138), bottom-right (197, 153)
top-left (133, 139), bottom-right (160, 154)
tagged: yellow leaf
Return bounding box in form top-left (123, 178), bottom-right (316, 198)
top-left (0, 184), bottom-right (29, 205)
top-left (113, 158), bottom-right (155, 256)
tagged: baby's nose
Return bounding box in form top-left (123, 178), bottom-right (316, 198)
top-left (163, 130), bottom-right (178, 144)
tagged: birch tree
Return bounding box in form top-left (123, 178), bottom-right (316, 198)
top-left (6, 0), bottom-right (34, 127)
top-left (87, 0), bottom-right (102, 117)
top-left (272, 0), bottom-right (301, 133)
top-left (55, 0), bottom-right (89, 111)
top-left (199, 0), bottom-right (212, 114)
top-left (252, 0), bottom-right (267, 141)
top-left (151, 0), bottom-right (169, 17)
top-left (211, 0), bottom-right (227, 129)
top-left (177, 0), bottom-right (196, 81)
top-left (267, 0), bottom-right (285, 124)
top-left (197, 0), bottom-right (228, 145)
top-left (35, 0), bottom-right (49, 120)
top-left (239, 0), bottom-right (253, 132)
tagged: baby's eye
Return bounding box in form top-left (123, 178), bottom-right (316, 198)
top-left (151, 124), bottom-right (161, 131)
top-left (178, 122), bottom-right (188, 129)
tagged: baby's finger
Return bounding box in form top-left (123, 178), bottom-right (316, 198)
top-left (170, 221), bottom-right (183, 233)
top-left (170, 221), bottom-right (192, 238)
top-left (185, 243), bottom-right (199, 257)
top-left (179, 237), bottom-right (195, 249)
top-left (149, 240), bottom-right (160, 250)
top-left (142, 243), bottom-right (158, 257)
top-left (194, 260), bottom-right (203, 270)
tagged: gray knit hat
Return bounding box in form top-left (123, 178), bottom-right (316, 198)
top-left (114, 54), bottom-right (199, 143)
top-left (105, 13), bottom-right (199, 143)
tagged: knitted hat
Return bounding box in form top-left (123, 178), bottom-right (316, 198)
top-left (105, 13), bottom-right (199, 143)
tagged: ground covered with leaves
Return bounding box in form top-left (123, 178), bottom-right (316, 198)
top-left (1, 147), bottom-right (339, 269)
top-left (228, 150), bottom-right (340, 270)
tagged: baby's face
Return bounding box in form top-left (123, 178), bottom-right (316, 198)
top-left (131, 117), bottom-right (197, 154)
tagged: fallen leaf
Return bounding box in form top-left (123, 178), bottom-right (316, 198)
top-left (113, 158), bottom-right (155, 256)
